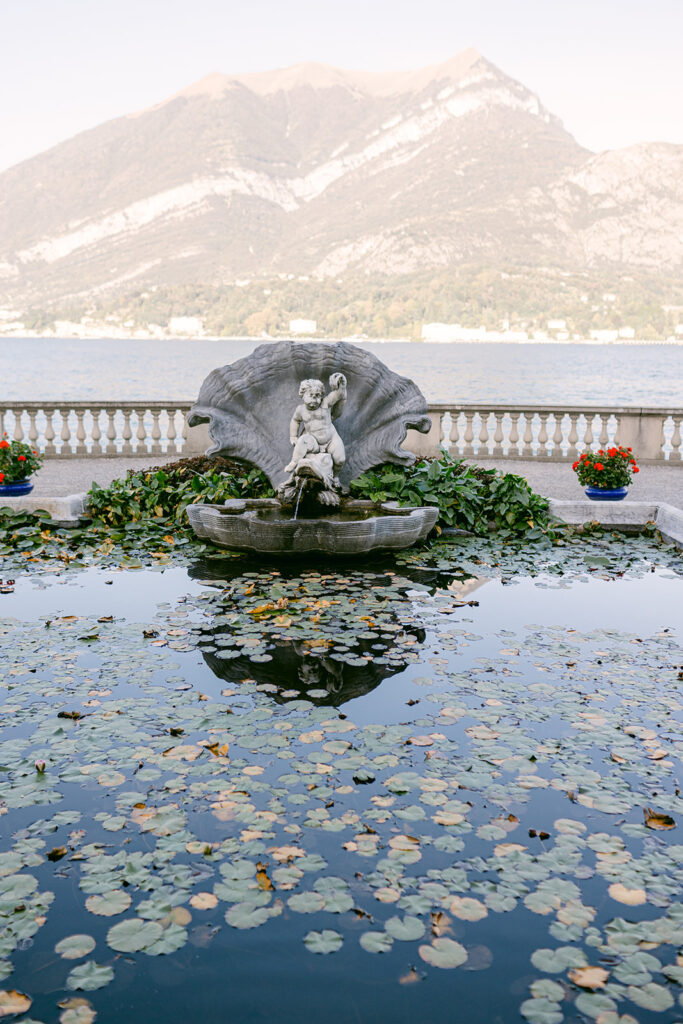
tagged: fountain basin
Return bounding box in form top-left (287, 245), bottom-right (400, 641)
top-left (186, 498), bottom-right (438, 555)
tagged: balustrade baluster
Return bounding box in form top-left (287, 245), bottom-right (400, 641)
top-left (90, 409), bottom-right (103, 456)
top-left (105, 409), bottom-right (118, 455)
top-left (567, 415), bottom-right (579, 460)
top-left (27, 410), bottom-right (39, 449)
top-left (136, 408), bottom-right (148, 454)
top-left (537, 414), bottom-right (549, 457)
top-left (670, 416), bottom-right (682, 461)
top-left (151, 410), bottom-right (162, 455)
top-left (75, 410), bottom-right (87, 455)
top-left (44, 410), bottom-right (56, 457)
top-left (121, 410), bottom-right (134, 456)
top-left (462, 412), bottom-right (475, 458)
top-left (478, 412), bottom-right (490, 455)
top-left (492, 413), bottom-right (504, 457)
top-left (656, 416), bottom-right (666, 460)
top-left (598, 415), bottom-right (609, 450)
top-left (60, 409), bottom-right (72, 456)
top-left (583, 414), bottom-right (594, 452)
top-left (508, 412), bottom-right (520, 456)
top-left (167, 409), bottom-right (178, 453)
top-left (521, 413), bottom-right (534, 457)
top-left (551, 414), bottom-right (564, 458)
top-left (13, 407), bottom-right (25, 443)
top-left (447, 410), bottom-right (460, 457)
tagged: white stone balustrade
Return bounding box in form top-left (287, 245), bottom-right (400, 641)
top-left (0, 402), bottom-right (681, 463)
top-left (405, 405), bottom-right (683, 462)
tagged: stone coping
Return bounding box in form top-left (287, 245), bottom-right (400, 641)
top-left (547, 499), bottom-right (683, 548)
top-left (0, 492), bottom-right (88, 528)
top-left (1, 493), bottom-right (681, 548)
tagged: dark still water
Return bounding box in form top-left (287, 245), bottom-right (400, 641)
top-left (2, 337), bottom-right (682, 404)
top-left (1, 534), bottom-right (682, 1023)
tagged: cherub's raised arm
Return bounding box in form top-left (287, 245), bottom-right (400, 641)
top-left (289, 406), bottom-right (303, 445)
top-left (324, 372), bottom-right (347, 418)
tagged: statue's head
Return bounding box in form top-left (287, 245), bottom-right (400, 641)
top-left (299, 379), bottom-right (325, 409)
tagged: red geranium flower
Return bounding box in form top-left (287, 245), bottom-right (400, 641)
top-left (0, 473), bottom-right (4, 482)
top-left (598, 449), bottom-right (604, 455)
top-left (17, 455), bottom-right (26, 461)
top-left (0, 440), bottom-right (8, 449)
top-left (595, 463), bottom-right (604, 471)
top-left (633, 467), bottom-right (639, 473)
top-left (572, 461), bottom-right (578, 470)
top-left (627, 447), bottom-right (632, 452)
top-left (607, 447), bottom-right (617, 457)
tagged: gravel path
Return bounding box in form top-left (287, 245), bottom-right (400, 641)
top-left (29, 456), bottom-right (683, 509)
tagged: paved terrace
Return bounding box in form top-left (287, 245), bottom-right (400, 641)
top-left (29, 456), bottom-right (683, 510)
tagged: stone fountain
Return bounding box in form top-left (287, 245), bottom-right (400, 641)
top-left (185, 341), bottom-right (438, 554)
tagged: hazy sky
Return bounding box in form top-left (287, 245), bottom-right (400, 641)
top-left (1, 0), bottom-right (681, 172)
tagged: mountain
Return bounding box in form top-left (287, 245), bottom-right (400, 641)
top-left (0, 49), bottom-right (681, 318)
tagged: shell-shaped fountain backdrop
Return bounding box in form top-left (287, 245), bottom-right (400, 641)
top-left (188, 341), bottom-right (432, 490)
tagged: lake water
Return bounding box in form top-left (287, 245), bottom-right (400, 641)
top-left (2, 337), bottom-right (682, 406)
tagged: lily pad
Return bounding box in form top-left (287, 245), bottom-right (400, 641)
top-left (360, 931), bottom-right (394, 954)
top-left (55, 935), bottom-right (96, 960)
top-left (384, 915), bottom-right (426, 941)
top-left (304, 930), bottom-right (343, 954)
top-left (66, 962), bottom-right (115, 991)
top-left (418, 938), bottom-right (468, 969)
top-left (85, 891), bottom-right (131, 917)
top-left (106, 919), bottom-right (163, 952)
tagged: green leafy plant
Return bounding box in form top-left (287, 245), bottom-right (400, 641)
top-left (0, 452), bottom-right (556, 569)
top-left (572, 446), bottom-right (639, 489)
top-left (87, 456), bottom-right (274, 529)
top-left (0, 435), bottom-right (43, 483)
top-left (350, 450), bottom-right (554, 539)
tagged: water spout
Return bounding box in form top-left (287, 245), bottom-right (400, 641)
top-left (293, 479), bottom-right (305, 520)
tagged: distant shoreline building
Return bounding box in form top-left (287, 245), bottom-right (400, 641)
top-left (289, 318), bottom-right (317, 335)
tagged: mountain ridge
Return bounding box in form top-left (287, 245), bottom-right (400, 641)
top-left (0, 49), bottom-right (680, 322)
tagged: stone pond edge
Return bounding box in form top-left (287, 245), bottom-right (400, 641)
top-left (1, 494), bottom-right (681, 548)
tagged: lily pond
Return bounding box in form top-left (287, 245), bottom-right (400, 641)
top-left (1, 534), bottom-right (682, 1024)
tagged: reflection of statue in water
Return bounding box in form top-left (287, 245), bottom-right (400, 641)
top-left (297, 651), bottom-right (344, 694)
top-left (279, 373), bottom-right (347, 507)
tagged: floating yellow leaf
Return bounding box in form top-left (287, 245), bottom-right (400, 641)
top-left (644, 808), bottom-right (675, 830)
top-left (449, 896), bottom-right (488, 921)
top-left (388, 835), bottom-right (420, 851)
top-left (0, 990), bottom-right (32, 1017)
top-left (568, 966), bottom-right (609, 989)
top-left (190, 892), bottom-right (218, 910)
top-left (399, 968), bottom-right (422, 985)
top-left (269, 845), bottom-right (305, 863)
top-left (494, 843), bottom-right (526, 857)
top-left (374, 887), bottom-right (401, 903)
top-left (299, 730), bottom-right (324, 744)
top-left (58, 996), bottom-right (96, 1024)
top-left (430, 911), bottom-right (452, 937)
top-left (162, 744), bottom-right (202, 761)
top-left (608, 883), bottom-right (647, 905)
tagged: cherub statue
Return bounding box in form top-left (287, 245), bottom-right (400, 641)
top-left (285, 372), bottom-right (347, 485)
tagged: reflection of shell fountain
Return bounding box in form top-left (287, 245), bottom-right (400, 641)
top-left (186, 341), bottom-right (438, 554)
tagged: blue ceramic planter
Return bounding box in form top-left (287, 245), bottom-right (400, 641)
top-left (584, 485), bottom-right (628, 502)
top-left (0, 478), bottom-right (34, 497)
